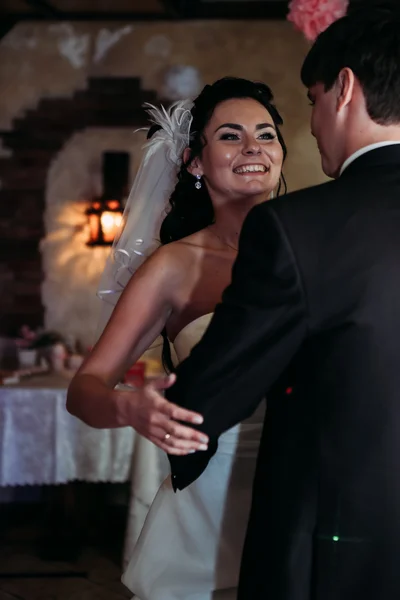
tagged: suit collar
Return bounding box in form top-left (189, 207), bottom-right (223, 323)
top-left (340, 142), bottom-right (400, 175)
top-left (339, 144), bottom-right (400, 178)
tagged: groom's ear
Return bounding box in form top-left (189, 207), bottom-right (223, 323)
top-left (184, 148), bottom-right (203, 177)
top-left (336, 67), bottom-right (355, 113)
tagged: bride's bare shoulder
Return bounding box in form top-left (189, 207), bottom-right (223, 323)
top-left (137, 237), bottom-right (203, 282)
top-left (154, 232), bottom-right (206, 265)
top-left (122, 233), bottom-right (208, 306)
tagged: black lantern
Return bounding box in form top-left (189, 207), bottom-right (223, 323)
top-left (86, 151), bottom-right (129, 246)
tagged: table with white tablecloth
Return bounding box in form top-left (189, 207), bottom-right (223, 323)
top-left (0, 374), bottom-right (135, 486)
top-left (0, 373), bottom-right (167, 565)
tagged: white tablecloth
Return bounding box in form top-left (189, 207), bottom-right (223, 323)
top-left (0, 374), bottom-right (167, 566)
top-left (0, 376), bottom-right (135, 486)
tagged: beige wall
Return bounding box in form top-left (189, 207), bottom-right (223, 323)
top-left (41, 128), bottom-right (146, 345)
top-left (0, 20), bottom-right (327, 189)
top-left (0, 20), bottom-right (328, 346)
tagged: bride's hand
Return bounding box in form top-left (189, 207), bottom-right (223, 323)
top-left (125, 374), bottom-right (209, 455)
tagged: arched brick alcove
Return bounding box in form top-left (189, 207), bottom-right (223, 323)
top-left (0, 77), bottom-right (158, 335)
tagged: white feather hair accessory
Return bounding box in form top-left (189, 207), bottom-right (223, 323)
top-left (143, 100), bottom-right (193, 164)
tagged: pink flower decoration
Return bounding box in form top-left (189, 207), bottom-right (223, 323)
top-left (287, 0), bottom-right (349, 42)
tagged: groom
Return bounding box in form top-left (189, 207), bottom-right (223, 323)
top-left (166, 5), bottom-right (400, 600)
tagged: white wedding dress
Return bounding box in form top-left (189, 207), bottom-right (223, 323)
top-left (122, 313), bottom-right (266, 600)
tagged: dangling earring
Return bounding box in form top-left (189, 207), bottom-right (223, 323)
top-left (270, 190), bottom-right (274, 200)
top-left (195, 174), bottom-right (202, 190)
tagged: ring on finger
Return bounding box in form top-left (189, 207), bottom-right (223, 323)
top-left (164, 432), bottom-right (171, 441)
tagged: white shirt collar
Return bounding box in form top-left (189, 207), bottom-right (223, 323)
top-left (340, 141), bottom-right (400, 175)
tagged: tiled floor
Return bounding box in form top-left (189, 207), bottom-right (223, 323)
top-left (0, 488), bottom-right (133, 600)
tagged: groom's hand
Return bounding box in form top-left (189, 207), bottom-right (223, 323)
top-left (127, 373), bottom-right (209, 455)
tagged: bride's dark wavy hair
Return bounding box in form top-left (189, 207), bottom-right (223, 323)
top-left (155, 76), bottom-right (288, 372)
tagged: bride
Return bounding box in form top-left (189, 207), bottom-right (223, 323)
top-left (67, 76), bottom-right (287, 599)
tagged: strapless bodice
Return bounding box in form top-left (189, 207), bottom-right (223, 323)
top-left (172, 312), bottom-right (265, 455)
top-left (173, 313), bottom-right (213, 363)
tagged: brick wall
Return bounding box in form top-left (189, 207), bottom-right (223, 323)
top-left (0, 77), bottom-right (157, 335)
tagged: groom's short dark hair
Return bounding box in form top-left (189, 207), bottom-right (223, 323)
top-left (301, 3), bottom-right (400, 125)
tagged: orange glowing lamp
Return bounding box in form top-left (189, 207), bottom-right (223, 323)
top-left (86, 152), bottom-right (129, 247)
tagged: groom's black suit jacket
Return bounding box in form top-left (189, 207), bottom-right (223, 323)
top-left (167, 146), bottom-right (400, 599)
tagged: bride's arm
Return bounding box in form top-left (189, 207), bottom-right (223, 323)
top-left (67, 246), bottom-right (206, 454)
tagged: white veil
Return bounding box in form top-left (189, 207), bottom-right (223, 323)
top-left (96, 100), bottom-right (194, 339)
